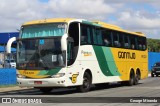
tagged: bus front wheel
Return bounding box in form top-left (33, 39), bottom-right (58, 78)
top-left (78, 72), bottom-right (92, 92)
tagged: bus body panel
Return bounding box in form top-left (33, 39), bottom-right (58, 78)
top-left (17, 44), bottom-right (148, 87)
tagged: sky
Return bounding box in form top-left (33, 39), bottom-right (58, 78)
top-left (0, 0), bottom-right (159, 39)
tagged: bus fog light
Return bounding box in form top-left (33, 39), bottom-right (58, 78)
top-left (17, 74), bottom-right (25, 78)
top-left (51, 73), bottom-right (65, 78)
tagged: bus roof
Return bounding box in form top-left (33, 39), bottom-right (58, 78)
top-left (22, 18), bottom-right (145, 37)
top-left (22, 18), bottom-right (75, 26)
top-left (92, 21), bottom-right (145, 37)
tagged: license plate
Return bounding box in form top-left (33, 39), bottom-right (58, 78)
top-left (34, 81), bottom-right (42, 85)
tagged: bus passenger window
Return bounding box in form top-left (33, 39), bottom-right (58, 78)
top-left (143, 45), bottom-right (146, 50)
top-left (118, 33), bottom-right (123, 48)
top-left (96, 29), bottom-right (103, 45)
top-left (125, 43), bottom-right (129, 48)
top-left (81, 36), bottom-right (87, 44)
top-left (131, 44), bottom-right (135, 49)
top-left (113, 32), bottom-right (119, 47)
top-left (104, 38), bottom-right (109, 46)
top-left (114, 41), bottom-right (119, 47)
top-left (80, 25), bottom-right (91, 45)
top-left (137, 37), bottom-right (146, 50)
top-left (138, 44), bottom-right (142, 50)
top-left (102, 30), bottom-right (112, 47)
top-left (92, 28), bottom-right (98, 45)
top-left (130, 36), bottom-right (136, 50)
top-left (124, 35), bottom-right (130, 49)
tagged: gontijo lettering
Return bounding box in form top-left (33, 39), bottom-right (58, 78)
top-left (118, 51), bottom-right (136, 59)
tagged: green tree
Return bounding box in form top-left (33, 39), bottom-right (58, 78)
top-left (147, 38), bottom-right (160, 52)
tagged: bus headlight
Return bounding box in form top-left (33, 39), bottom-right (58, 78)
top-left (17, 74), bottom-right (25, 78)
top-left (51, 73), bottom-right (65, 78)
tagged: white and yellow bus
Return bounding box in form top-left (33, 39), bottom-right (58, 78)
top-left (7, 18), bottom-right (148, 93)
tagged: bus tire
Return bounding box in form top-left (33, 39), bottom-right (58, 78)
top-left (78, 72), bottom-right (92, 92)
top-left (127, 71), bottom-right (135, 86)
top-left (134, 74), bottom-right (139, 85)
top-left (39, 87), bottom-right (53, 93)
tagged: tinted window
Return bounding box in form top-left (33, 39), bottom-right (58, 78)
top-left (92, 28), bottom-right (103, 45)
top-left (154, 63), bottom-right (160, 66)
top-left (130, 35), bottom-right (136, 49)
top-left (118, 33), bottom-right (124, 48)
top-left (137, 37), bottom-right (146, 50)
top-left (124, 35), bottom-right (130, 49)
top-left (102, 29), bottom-right (112, 47)
top-left (80, 24), bottom-right (147, 51)
top-left (96, 28), bottom-right (103, 45)
top-left (81, 25), bottom-right (92, 45)
top-left (92, 28), bottom-right (98, 45)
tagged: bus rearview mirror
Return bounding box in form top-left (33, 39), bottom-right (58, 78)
top-left (6, 37), bottom-right (17, 54)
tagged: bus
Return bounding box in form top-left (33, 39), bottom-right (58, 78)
top-left (7, 18), bottom-right (148, 93)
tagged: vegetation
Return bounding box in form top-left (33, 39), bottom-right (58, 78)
top-left (147, 38), bottom-right (160, 52)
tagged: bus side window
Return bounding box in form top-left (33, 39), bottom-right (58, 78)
top-left (142, 37), bottom-right (147, 50)
top-left (96, 28), bottom-right (103, 45)
top-left (92, 28), bottom-right (98, 45)
top-left (102, 29), bottom-right (112, 47)
top-left (130, 36), bottom-right (136, 50)
top-left (139, 37), bottom-right (146, 50)
top-left (112, 31), bottom-right (120, 47)
top-left (138, 44), bottom-right (142, 50)
top-left (137, 37), bottom-right (145, 50)
top-left (125, 43), bottom-right (129, 48)
top-left (80, 25), bottom-right (91, 45)
top-left (118, 32), bottom-right (123, 48)
top-left (124, 35), bottom-right (130, 49)
top-left (114, 41), bottom-right (119, 47)
top-left (81, 36), bottom-right (87, 44)
top-left (143, 45), bottom-right (146, 50)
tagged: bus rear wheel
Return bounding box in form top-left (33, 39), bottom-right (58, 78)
top-left (78, 72), bottom-right (92, 92)
top-left (134, 74), bottom-right (139, 85)
top-left (127, 71), bottom-right (135, 86)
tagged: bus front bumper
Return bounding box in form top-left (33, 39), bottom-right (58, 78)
top-left (17, 77), bottom-right (67, 87)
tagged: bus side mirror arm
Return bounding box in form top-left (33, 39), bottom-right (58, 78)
top-left (6, 37), bottom-right (16, 54)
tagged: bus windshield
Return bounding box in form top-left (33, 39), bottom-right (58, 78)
top-left (21, 23), bottom-right (66, 38)
top-left (17, 37), bottom-right (65, 70)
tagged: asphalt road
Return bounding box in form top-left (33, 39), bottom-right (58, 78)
top-left (0, 76), bottom-right (160, 106)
